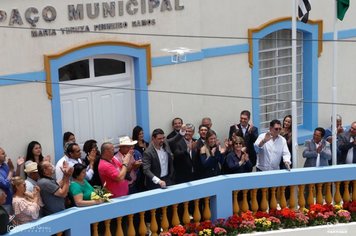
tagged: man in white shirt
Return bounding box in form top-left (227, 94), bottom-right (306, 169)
top-left (254, 119), bottom-right (291, 171)
top-left (55, 143), bottom-right (93, 183)
top-left (142, 128), bottom-right (174, 190)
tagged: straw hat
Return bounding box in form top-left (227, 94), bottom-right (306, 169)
top-left (118, 136), bottom-right (137, 146)
top-left (24, 161), bottom-right (38, 173)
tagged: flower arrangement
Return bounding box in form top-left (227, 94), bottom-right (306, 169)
top-left (161, 203), bottom-right (354, 236)
top-left (90, 184), bottom-right (113, 202)
top-left (307, 204), bottom-right (336, 226)
top-left (168, 225), bottom-right (186, 236)
top-left (343, 200), bottom-right (356, 221)
top-left (254, 217), bottom-right (272, 231)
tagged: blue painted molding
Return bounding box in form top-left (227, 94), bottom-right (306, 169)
top-left (250, 20), bottom-right (319, 143)
top-left (48, 45), bottom-right (151, 161)
top-left (7, 164), bottom-right (356, 236)
top-left (151, 44), bottom-right (249, 67)
top-left (324, 28), bottom-right (356, 40)
top-left (0, 71), bottom-right (45, 86)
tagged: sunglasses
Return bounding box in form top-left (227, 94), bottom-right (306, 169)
top-left (274, 128), bottom-right (282, 131)
top-left (234, 142), bottom-right (243, 145)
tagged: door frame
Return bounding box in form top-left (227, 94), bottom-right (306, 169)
top-left (44, 41), bottom-right (152, 161)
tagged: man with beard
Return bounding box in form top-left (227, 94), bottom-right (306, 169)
top-left (143, 129), bottom-right (174, 190)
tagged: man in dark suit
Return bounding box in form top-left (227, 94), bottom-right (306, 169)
top-left (168, 124), bottom-right (197, 184)
top-left (338, 121), bottom-right (356, 164)
top-left (166, 118), bottom-right (183, 139)
top-left (143, 129), bottom-right (174, 190)
top-left (228, 110), bottom-right (258, 171)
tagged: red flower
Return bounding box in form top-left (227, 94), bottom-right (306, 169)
top-left (349, 201), bottom-right (356, 212)
top-left (241, 211), bottom-right (255, 221)
top-left (169, 225), bottom-right (186, 236)
top-left (281, 208), bottom-right (296, 219)
top-left (255, 211), bottom-right (270, 219)
top-left (224, 215), bottom-right (242, 229)
top-left (196, 221), bottom-right (214, 231)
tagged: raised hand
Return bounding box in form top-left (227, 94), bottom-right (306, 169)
top-left (242, 152), bottom-right (249, 162)
top-left (44, 155), bottom-right (51, 162)
top-left (248, 122), bottom-right (254, 133)
top-left (264, 132), bottom-right (272, 142)
top-left (132, 160), bottom-right (142, 169)
top-left (211, 147), bottom-right (217, 156)
top-left (316, 144), bottom-right (323, 153)
top-left (7, 158), bottom-right (14, 171)
top-left (17, 156), bottom-right (25, 166)
top-left (61, 161), bottom-right (74, 177)
top-left (180, 124), bottom-right (187, 133)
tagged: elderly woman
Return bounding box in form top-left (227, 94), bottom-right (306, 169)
top-left (199, 130), bottom-right (227, 178)
top-left (11, 176), bottom-right (41, 225)
top-left (69, 163), bottom-right (103, 207)
top-left (225, 136), bottom-right (252, 174)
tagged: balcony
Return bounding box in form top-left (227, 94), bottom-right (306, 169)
top-left (6, 164), bottom-right (356, 236)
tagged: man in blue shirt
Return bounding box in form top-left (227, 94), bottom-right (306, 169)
top-left (0, 147), bottom-right (14, 215)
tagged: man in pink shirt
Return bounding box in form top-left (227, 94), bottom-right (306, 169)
top-left (114, 136), bottom-right (143, 194)
top-left (98, 142), bottom-right (130, 197)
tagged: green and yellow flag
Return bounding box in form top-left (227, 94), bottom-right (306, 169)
top-left (337, 0), bottom-right (350, 21)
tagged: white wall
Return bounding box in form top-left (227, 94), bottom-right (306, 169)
top-left (0, 83), bottom-right (54, 160)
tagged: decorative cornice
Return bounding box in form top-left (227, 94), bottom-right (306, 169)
top-left (248, 17), bottom-right (323, 68)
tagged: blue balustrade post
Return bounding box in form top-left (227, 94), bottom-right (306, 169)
top-left (210, 190), bottom-right (233, 221)
top-left (69, 224), bottom-right (91, 236)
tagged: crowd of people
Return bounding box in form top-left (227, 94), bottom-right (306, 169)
top-left (1, 110), bottom-right (356, 234)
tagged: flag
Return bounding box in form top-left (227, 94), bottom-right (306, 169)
top-left (337, 0), bottom-right (350, 21)
top-left (298, 0), bottom-right (311, 23)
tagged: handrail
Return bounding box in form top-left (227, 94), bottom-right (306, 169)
top-left (7, 164), bottom-right (356, 235)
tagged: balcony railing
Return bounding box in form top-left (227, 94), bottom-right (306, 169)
top-left (7, 164), bottom-right (356, 236)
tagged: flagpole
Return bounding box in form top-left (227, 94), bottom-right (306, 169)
top-left (292, 0), bottom-right (298, 169)
top-left (332, 0), bottom-right (338, 166)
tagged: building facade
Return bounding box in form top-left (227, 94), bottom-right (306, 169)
top-left (0, 0), bottom-right (355, 161)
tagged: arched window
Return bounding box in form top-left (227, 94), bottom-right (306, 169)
top-left (249, 18), bottom-right (322, 142)
top-left (58, 58), bottom-right (127, 81)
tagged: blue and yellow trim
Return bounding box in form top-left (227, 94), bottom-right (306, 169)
top-left (248, 17), bottom-right (323, 143)
top-left (43, 41), bottom-right (151, 160)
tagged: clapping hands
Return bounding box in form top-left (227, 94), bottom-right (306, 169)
top-left (61, 161), bottom-right (74, 177)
